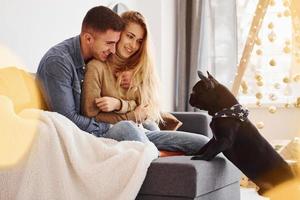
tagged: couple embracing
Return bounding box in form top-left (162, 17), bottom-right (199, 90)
top-left (37, 5), bottom-right (208, 156)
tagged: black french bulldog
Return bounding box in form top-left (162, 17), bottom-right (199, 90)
top-left (189, 71), bottom-right (294, 194)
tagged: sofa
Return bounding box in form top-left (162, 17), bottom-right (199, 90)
top-left (0, 67), bottom-right (241, 200)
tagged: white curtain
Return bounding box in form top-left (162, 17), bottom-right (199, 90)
top-left (199, 0), bottom-right (238, 89)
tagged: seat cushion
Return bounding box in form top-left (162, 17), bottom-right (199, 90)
top-left (139, 155), bottom-right (241, 198)
top-left (159, 112), bottom-right (183, 131)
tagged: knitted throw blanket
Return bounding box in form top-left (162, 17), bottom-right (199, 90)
top-left (0, 98), bottom-right (158, 200)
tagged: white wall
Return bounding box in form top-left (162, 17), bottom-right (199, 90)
top-left (0, 0), bottom-right (111, 71)
top-left (0, 0), bottom-right (176, 111)
top-left (136, 0), bottom-right (176, 111)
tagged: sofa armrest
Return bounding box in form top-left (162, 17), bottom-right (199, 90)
top-left (171, 112), bottom-right (212, 137)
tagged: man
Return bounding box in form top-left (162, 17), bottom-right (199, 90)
top-left (37, 6), bottom-right (129, 136)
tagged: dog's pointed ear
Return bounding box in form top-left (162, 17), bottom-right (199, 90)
top-left (198, 71), bottom-right (213, 89)
top-left (197, 71), bottom-right (207, 81)
top-left (207, 71), bottom-right (219, 87)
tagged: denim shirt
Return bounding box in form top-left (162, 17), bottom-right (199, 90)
top-left (37, 35), bottom-right (110, 136)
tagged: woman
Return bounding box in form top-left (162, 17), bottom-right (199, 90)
top-left (81, 11), bottom-right (208, 155)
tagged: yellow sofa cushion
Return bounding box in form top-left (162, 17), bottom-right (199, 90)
top-left (0, 67), bottom-right (47, 113)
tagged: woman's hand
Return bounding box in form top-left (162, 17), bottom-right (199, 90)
top-left (95, 97), bottom-right (121, 112)
top-left (134, 105), bottom-right (148, 123)
top-left (116, 71), bottom-right (133, 89)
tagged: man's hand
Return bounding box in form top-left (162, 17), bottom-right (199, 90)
top-left (134, 105), bottom-right (148, 123)
top-left (95, 97), bottom-right (121, 112)
top-left (118, 71), bottom-right (133, 89)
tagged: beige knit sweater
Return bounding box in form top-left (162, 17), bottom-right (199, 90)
top-left (81, 59), bottom-right (139, 124)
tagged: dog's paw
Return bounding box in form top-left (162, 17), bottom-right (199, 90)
top-left (191, 154), bottom-right (213, 161)
top-left (191, 155), bottom-right (203, 160)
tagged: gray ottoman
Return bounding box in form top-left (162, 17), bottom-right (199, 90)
top-left (137, 155), bottom-right (241, 200)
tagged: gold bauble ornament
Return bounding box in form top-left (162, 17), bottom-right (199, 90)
top-left (296, 35), bottom-right (300, 43)
top-left (268, 106), bottom-right (277, 114)
top-left (241, 80), bottom-right (248, 94)
top-left (256, 92), bottom-right (263, 99)
top-left (284, 103), bottom-right (291, 108)
top-left (283, 0), bottom-right (289, 7)
top-left (270, 0), bottom-right (275, 6)
top-left (284, 9), bottom-right (290, 17)
top-left (257, 80), bottom-right (264, 86)
top-left (277, 12), bottom-right (282, 18)
top-left (284, 88), bottom-right (292, 96)
top-left (293, 74), bottom-right (300, 82)
top-left (256, 49), bottom-right (263, 55)
top-left (256, 122), bottom-right (265, 129)
top-left (255, 74), bottom-right (263, 81)
top-left (255, 38), bottom-right (262, 45)
top-left (274, 83), bottom-right (281, 89)
top-left (241, 80), bottom-right (248, 90)
top-left (242, 90), bottom-right (248, 94)
top-left (283, 77), bottom-right (290, 83)
top-left (268, 22), bottom-right (274, 29)
top-left (268, 32), bottom-right (276, 42)
top-left (256, 101), bottom-right (262, 107)
top-left (269, 59), bottom-right (276, 66)
top-left (295, 97), bottom-right (300, 108)
top-left (283, 46), bottom-right (291, 53)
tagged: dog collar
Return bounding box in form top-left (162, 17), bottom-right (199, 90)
top-left (213, 104), bottom-right (249, 122)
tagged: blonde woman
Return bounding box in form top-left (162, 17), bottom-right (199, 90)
top-left (81, 11), bottom-right (209, 155)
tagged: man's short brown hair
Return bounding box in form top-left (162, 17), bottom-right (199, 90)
top-left (81, 6), bottom-right (125, 33)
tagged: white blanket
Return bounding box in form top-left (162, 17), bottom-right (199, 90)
top-left (0, 108), bottom-right (158, 200)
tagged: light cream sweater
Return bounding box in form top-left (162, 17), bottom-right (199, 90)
top-left (81, 59), bottom-right (139, 124)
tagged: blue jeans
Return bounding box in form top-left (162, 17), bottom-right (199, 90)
top-left (102, 121), bottom-right (209, 155)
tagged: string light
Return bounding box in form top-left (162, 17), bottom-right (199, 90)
top-left (274, 83), bottom-right (281, 89)
top-left (256, 49), bottom-right (263, 55)
top-left (256, 101), bottom-right (262, 107)
top-left (283, 77), bottom-right (291, 84)
top-left (283, 1), bottom-right (289, 7)
top-left (284, 103), bottom-right (291, 108)
top-left (255, 38), bottom-right (262, 45)
top-left (284, 9), bottom-right (290, 17)
top-left (293, 75), bottom-right (300, 82)
top-left (256, 122), bottom-right (265, 129)
top-left (268, 106), bottom-right (277, 113)
top-left (268, 22), bottom-right (274, 29)
top-left (283, 46), bottom-right (291, 53)
top-left (236, 0), bottom-right (300, 129)
top-left (269, 59), bottom-right (276, 66)
top-left (256, 92), bottom-right (263, 99)
top-left (268, 31), bottom-right (276, 42)
top-left (257, 80), bottom-right (264, 86)
top-left (269, 93), bottom-right (277, 101)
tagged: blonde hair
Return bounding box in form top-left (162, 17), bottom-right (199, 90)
top-left (114, 11), bottom-right (162, 122)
